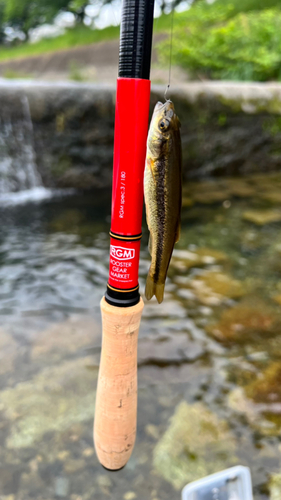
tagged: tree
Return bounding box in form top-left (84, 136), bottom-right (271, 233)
top-left (158, 0), bottom-right (281, 81)
top-left (3, 0), bottom-right (71, 39)
top-left (0, 1), bottom-right (5, 43)
top-left (68, 0), bottom-right (88, 23)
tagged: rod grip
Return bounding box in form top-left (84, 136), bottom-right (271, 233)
top-left (94, 297), bottom-right (144, 470)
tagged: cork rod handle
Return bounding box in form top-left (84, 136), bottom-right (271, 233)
top-left (94, 297), bottom-right (144, 470)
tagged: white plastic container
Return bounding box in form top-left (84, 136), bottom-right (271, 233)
top-left (181, 465), bottom-right (253, 500)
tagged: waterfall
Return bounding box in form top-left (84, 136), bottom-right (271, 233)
top-left (0, 94), bottom-right (42, 194)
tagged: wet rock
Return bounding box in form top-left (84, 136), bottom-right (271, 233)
top-left (123, 492), bottom-right (137, 500)
top-left (207, 299), bottom-right (278, 343)
top-left (228, 387), bottom-right (280, 436)
top-left (192, 190), bottom-right (229, 204)
top-left (54, 476), bottom-right (70, 497)
top-left (82, 447), bottom-right (94, 457)
top-left (64, 459), bottom-right (85, 473)
top-left (0, 465), bottom-right (23, 495)
top-left (0, 330), bottom-right (17, 375)
top-left (171, 250), bottom-right (201, 271)
top-left (259, 191), bottom-right (281, 204)
top-left (31, 315), bottom-right (100, 362)
top-left (57, 450), bottom-right (70, 461)
top-left (138, 334), bottom-right (204, 366)
top-left (269, 472), bottom-right (281, 500)
top-left (96, 474), bottom-right (112, 488)
top-left (142, 300), bottom-right (186, 319)
top-left (243, 210), bottom-right (281, 225)
top-left (194, 248), bottom-right (228, 264)
top-left (145, 424), bottom-right (160, 440)
top-left (190, 271), bottom-right (245, 306)
top-left (171, 247), bottom-right (228, 272)
top-left (273, 294), bottom-right (281, 306)
top-left (245, 362), bottom-right (281, 404)
top-left (225, 179), bottom-right (256, 198)
top-left (19, 470), bottom-right (47, 496)
top-left (240, 229), bottom-right (263, 252)
top-left (153, 401), bottom-right (237, 490)
top-left (182, 197), bottom-right (194, 208)
top-left (0, 356), bottom-right (97, 449)
top-left (177, 288), bottom-right (196, 300)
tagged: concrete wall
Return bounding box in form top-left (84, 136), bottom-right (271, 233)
top-left (1, 80), bottom-right (281, 189)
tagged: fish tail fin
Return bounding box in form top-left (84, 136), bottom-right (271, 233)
top-left (145, 274), bottom-right (165, 304)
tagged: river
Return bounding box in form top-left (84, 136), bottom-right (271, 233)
top-left (0, 174), bottom-right (281, 499)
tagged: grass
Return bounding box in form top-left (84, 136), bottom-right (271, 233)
top-left (0, 13), bottom-right (174, 62)
top-left (2, 69), bottom-right (32, 78)
top-left (0, 24), bottom-right (120, 62)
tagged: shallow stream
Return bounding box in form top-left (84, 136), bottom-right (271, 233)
top-left (1, 173), bottom-right (281, 500)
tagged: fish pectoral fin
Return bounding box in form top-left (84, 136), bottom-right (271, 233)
top-left (175, 221), bottom-right (181, 243)
top-left (146, 158), bottom-right (156, 185)
top-left (145, 274), bottom-right (165, 304)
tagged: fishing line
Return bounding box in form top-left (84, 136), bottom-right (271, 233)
top-left (164, 2), bottom-right (175, 101)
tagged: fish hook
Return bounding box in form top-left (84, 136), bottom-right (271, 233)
top-left (164, 84), bottom-right (170, 101)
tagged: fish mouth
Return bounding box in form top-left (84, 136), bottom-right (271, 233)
top-left (154, 101), bottom-right (164, 113)
top-left (154, 100), bottom-right (175, 114)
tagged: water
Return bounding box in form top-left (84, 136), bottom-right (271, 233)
top-left (0, 93), bottom-right (75, 206)
top-left (0, 174), bottom-right (281, 499)
top-left (0, 95), bottom-right (42, 194)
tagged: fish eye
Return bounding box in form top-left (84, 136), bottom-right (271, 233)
top-left (159, 119), bottom-right (170, 131)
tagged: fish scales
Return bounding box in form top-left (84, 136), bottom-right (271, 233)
top-left (144, 100), bottom-right (182, 303)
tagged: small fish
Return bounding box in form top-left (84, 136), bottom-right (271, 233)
top-left (144, 100), bottom-right (182, 304)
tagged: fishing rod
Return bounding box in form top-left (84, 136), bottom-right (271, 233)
top-left (94, 0), bottom-right (155, 470)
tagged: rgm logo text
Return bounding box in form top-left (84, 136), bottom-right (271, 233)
top-left (110, 246), bottom-right (135, 260)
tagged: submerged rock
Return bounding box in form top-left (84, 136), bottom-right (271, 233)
top-left (207, 299), bottom-right (278, 343)
top-left (123, 492), bottom-right (137, 500)
top-left (31, 315), bottom-right (100, 363)
top-left (138, 334), bottom-right (204, 366)
top-left (54, 476), bottom-right (70, 497)
top-left (243, 210), bottom-right (281, 225)
top-left (269, 473), bottom-right (281, 500)
top-left (240, 229), bottom-right (263, 252)
top-left (228, 387), bottom-right (279, 436)
top-left (192, 190), bottom-right (229, 204)
top-left (0, 356), bottom-right (97, 449)
top-left (182, 197), bottom-right (194, 208)
top-left (194, 248), bottom-right (228, 264)
top-left (0, 330), bottom-right (17, 375)
top-left (259, 191), bottom-right (281, 204)
top-left (153, 401), bottom-right (237, 490)
top-left (225, 179), bottom-right (256, 198)
top-left (171, 247), bottom-right (228, 272)
top-left (245, 362), bottom-right (281, 404)
top-left (273, 294), bottom-right (281, 306)
top-left (188, 270), bottom-right (245, 306)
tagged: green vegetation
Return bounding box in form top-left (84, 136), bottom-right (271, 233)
top-left (158, 0), bottom-right (281, 81)
top-left (68, 60), bottom-right (85, 81)
top-left (1, 0), bottom-right (280, 82)
top-left (2, 68), bottom-right (31, 78)
top-left (4, 0), bottom-right (70, 39)
top-left (0, 23), bottom-right (119, 61)
top-left (0, 11), bottom-right (173, 62)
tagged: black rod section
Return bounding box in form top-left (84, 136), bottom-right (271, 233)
top-left (119, 0), bottom-right (155, 79)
